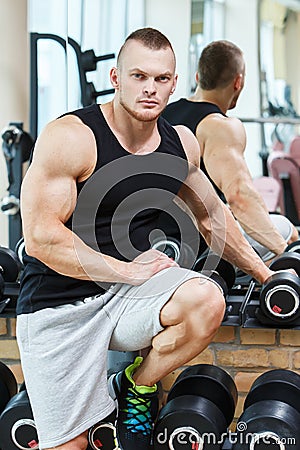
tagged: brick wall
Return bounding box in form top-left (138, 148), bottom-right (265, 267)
top-left (160, 326), bottom-right (300, 426)
top-left (1, 319), bottom-right (299, 427)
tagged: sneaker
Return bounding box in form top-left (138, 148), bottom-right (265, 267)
top-left (109, 356), bottom-right (159, 450)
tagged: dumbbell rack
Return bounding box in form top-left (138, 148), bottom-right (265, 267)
top-left (0, 282), bottom-right (19, 317)
top-left (2, 280), bottom-right (300, 330)
top-left (223, 280), bottom-right (300, 329)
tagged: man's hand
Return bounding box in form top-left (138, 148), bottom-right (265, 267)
top-left (126, 249), bottom-right (179, 285)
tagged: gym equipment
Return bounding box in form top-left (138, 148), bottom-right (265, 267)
top-left (0, 361), bottom-right (17, 415)
top-left (257, 252), bottom-right (300, 325)
top-left (87, 410), bottom-right (118, 450)
top-left (30, 33), bottom-right (115, 140)
top-left (233, 369), bottom-right (300, 449)
top-left (152, 237), bottom-right (195, 268)
top-left (153, 364), bottom-right (238, 450)
top-left (0, 389), bottom-right (38, 450)
top-left (193, 251), bottom-right (236, 296)
top-left (14, 237), bottom-right (26, 266)
top-left (1, 123), bottom-right (34, 250)
top-left (286, 239), bottom-right (300, 253)
top-left (0, 247), bottom-right (22, 283)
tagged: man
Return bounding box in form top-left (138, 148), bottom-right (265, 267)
top-left (162, 40), bottom-right (298, 261)
top-left (17, 29), bottom-right (274, 450)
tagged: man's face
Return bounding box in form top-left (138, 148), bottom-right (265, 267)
top-left (112, 40), bottom-right (177, 122)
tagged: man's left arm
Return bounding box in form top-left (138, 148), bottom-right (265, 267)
top-left (175, 125), bottom-right (273, 284)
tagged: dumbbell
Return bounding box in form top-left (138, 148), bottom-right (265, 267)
top-left (0, 388), bottom-right (39, 450)
top-left (0, 361), bottom-right (18, 416)
top-left (152, 238), bottom-right (196, 269)
top-left (0, 247), bottom-right (22, 283)
top-left (285, 239), bottom-right (300, 254)
top-left (233, 369), bottom-right (300, 449)
top-left (87, 410), bottom-right (118, 450)
top-left (153, 364), bottom-right (238, 450)
top-left (257, 252), bottom-right (300, 325)
top-left (192, 251), bottom-right (236, 296)
top-left (14, 238), bottom-right (26, 267)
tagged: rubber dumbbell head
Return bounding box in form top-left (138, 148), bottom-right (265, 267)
top-left (153, 364), bottom-right (237, 450)
top-left (167, 364), bottom-right (238, 427)
top-left (0, 246), bottom-right (22, 282)
top-left (244, 369), bottom-right (300, 414)
top-left (285, 239), bottom-right (300, 254)
top-left (15, 237), bottom-right (26, 266)
top-left (259, 252), bottom-right (300, 324)
top-left (0, 361), bottom-right (18, 415)
top-left (0, 389), bottom-right (38, 450)
top-left (193, 252), bottom-right (236, 295)
top-left (233, 369), bottom-right (300, 449)
top-left (0, 272), bottom-right (4, 301)
top-left (88, 411), bottom-right (118, 450)
top-left (233, 399), bottom-right (300, 450)
top-left (269, 251), bottom-right (300, 276)
top-left (260, 271), bottom-right (300, 323)
top-left (152, 238), bottom-right (181, 263)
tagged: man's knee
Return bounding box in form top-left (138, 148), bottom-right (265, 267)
top-left (159, 277), bottom-right (226, 343)
top-left (157, 279), bottom-right (225, 352)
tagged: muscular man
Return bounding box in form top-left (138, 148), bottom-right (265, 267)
top-left (162, 40), bottom-right (298, 261)
top-left (17, 29), bottom-right (273, 450)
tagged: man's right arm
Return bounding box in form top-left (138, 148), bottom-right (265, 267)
top-left (21, 116), bottom-right (176, 286)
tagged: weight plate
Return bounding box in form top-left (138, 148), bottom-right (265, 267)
top-left (244, 369), bottom-right (300, 414)
top-left (0, 361), bottom-right (18, 413)
top-left (167, 364), bottom-right (237, 427)
top-left (0, 247), bottom-right (21, 282)
top-left (154, 395), bottom-right (227, 450)
top-left (233, 399), bottom-right (300, 450)
top-left (269, 251), bottom-right (300, 277)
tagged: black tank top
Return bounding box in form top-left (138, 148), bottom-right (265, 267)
top-left (162, 99), bottom-right (226, 202)
top-left (17, 104), bottom-right (188, 314)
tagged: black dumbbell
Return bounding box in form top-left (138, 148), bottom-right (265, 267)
top-left (0, 361), bottom-right (18, 416)
top-left (233, 369), bottom-right (300, 449)
top-left (152, 238), bottom-right (197, 269)
top-left (285, 239), bottom-right (300, 254)
top-left (87, 410), bottom-right (118, 450)
top-left (14, 238), bottom-right (26, 267)
top-left (153, 364), bottom-right (238, 450)
top-left (0, 273), bottom-right (4, 302)
top-left (258, 252), bottom-right (300, 324)
top-left (0, 247), bottom-right (22, 283)
top-left (192, 251), bottom-right (236, 296)
top-left (0, 388), bottom-right (39, 450)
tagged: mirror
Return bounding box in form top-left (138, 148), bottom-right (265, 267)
top-left (259, 0), bottom-right (300, 152)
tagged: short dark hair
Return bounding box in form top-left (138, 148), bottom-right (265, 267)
top-left (198, 40), bottom-right (244, 90)
top-left (117, 27), bottom-right (175, 66)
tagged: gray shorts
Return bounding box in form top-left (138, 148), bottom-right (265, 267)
top-left (16, 267), bottom-right (220, 448)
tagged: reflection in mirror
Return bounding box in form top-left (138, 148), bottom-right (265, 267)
top-left (28, 0), bottom-right (145, 138)
top-left (259, 0), bottom-right (300, 152)
top-left (189, 0), bottom-right (225, 94)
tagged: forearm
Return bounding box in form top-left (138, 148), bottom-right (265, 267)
top-left (24, 224), bottom-right (130, 283)
top-left (197, 202), bottom-right (272, 284)
top-left (228, 189), bottom-right (287, 255)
